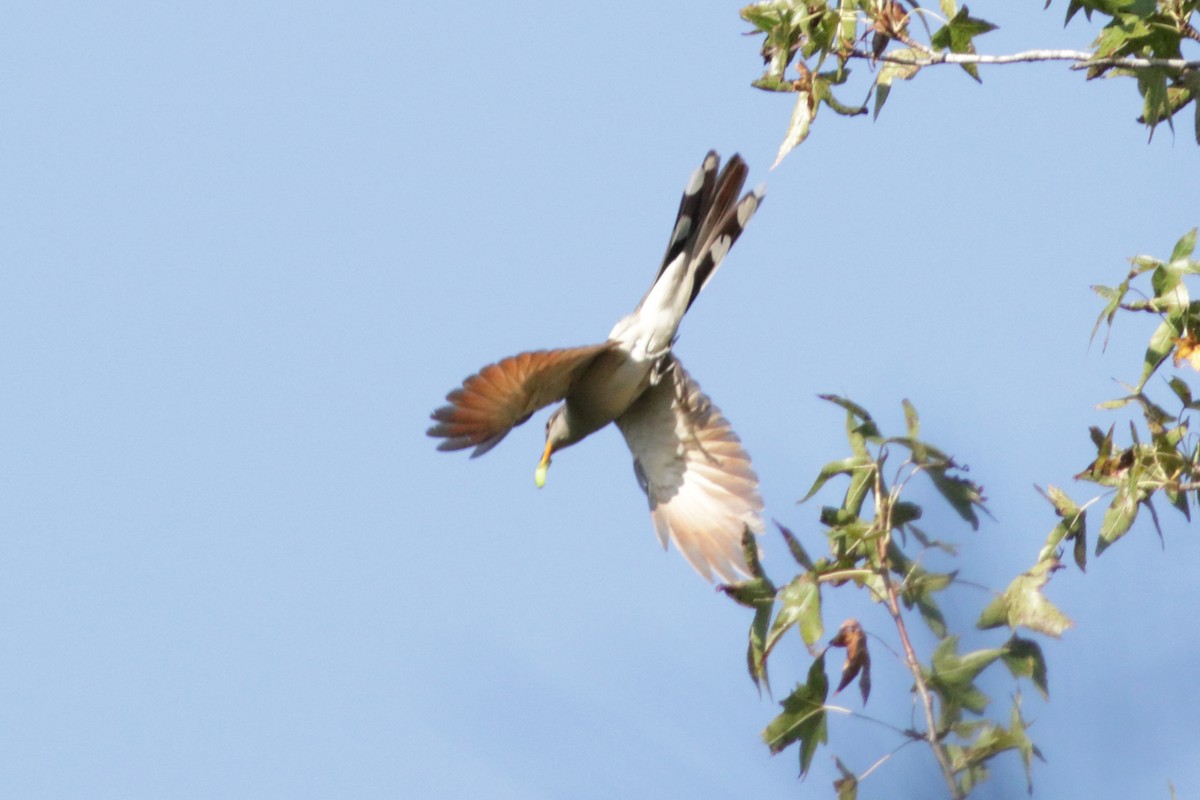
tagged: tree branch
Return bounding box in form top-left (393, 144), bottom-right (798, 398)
top-left (851, 47), bottom-right (1200, 72)
top-left (873, 468), bottom-right (963, 800)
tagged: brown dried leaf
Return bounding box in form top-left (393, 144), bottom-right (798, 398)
top-left (829, 619), bottom-right (871, 704)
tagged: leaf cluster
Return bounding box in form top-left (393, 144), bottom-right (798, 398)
top-left (723, 397), bottom-right (1059, 797)
top-left (1072, 228), bottom-right (1200, 556)
top-left (1052, 0), bottom-right (1200, 138)
top-left (741, 1), bottom-right (1200, 165)
top-left (724, 229), bottom-right (1199, 797)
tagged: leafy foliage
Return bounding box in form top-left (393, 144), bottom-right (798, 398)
top-left (1083, 228), bottom-right (1200, 555)
top-left (720, 229), bottom-right (1198, 797)
top-left (740, 1), bottom-right (1200, 164)
top-left (723, 395), bottom-right (1060, 797)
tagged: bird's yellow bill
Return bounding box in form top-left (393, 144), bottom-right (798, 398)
top-left (534, 441), bottom-right (553, 488)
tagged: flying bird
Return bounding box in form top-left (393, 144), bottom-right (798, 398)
top-left (428, 152), bottom-right (765, 582)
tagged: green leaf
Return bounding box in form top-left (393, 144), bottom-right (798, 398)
top-left (1169, 227), bottom-right (1198, 264)
top-left (1090, 280), bottom-right (1132, 347)
top-left (1137, 66), bottom-right (1170, 133)
top-left (818, 394), bottom-right (876, 428)
top-left (1009, 695), bottom-right (1044, 793)
top-left (927, 466), bottom-right (986, 530)
top-left (1036, 484), bottom-right (1087, 570)
top-left (902, 398), bottom-right (920, 438)
top-left (833, 757), bottom-right (858, 800)
top-left (1096, 466), bottom-right (1142, 554)
top-left (873, 48), bottom-right (922, 119)
top-left (929, 6), bottom-right (999, 82)
top-left (742, 524), bottom-right (765, 578)
top-left (1135, 315), bottom-right (1180, 392)
top-left (1151, 262), bottom-right (1183, 300)
top-left (766, 575), bottom-right (823, 657)
top-left (915, 592), bottom-right (949, 638)
top-left (948, 698), bottom-right (1041, 796)
top-left (890, 500), bottom-right (922, 526)
top-left (842, 463), bottom-right (875, 518)
top-left (762, 655), bottom-right (830, 775)
top-left (977, 558), bottom-right (1073, 637)
top-left (801, 455), bottom-right (873, 503)
top-left (1169, 375), bottom-right (1194, 407)
top-left (908, 524), bottom-right (958, 555)
top-left (748, 600), bottom-right (773, 693)
top-left (1001, 636), bottom-right (1049, 700)
top-left (718, 576), bottom-right (776, 610)
top-left (776, 521), bottom-right (816, 570)
top-left (926, 636), bottom-right (1002, 727)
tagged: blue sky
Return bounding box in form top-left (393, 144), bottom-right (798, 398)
top-left (2, 3), bottom-right (1198, 798)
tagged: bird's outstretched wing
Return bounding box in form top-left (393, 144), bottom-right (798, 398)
top-left (615, 356), bottom-right (764, 582)
top-left (428, 344), bottom-right (612, 457)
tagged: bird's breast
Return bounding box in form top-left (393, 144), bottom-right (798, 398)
top-left (563, 348), bottom-right (654, 435)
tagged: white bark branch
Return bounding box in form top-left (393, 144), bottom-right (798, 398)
top-left (855, 47), bottom-right (1200, 71)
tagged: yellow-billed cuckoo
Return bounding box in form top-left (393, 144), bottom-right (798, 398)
top-left (428, 152), bottom-right (765, 582)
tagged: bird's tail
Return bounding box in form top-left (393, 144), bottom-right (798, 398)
top-left (652, 151), bottom-right (765, 313)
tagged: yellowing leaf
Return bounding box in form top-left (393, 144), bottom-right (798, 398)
top-left (1172, 332), bottom-right (1200, 371)
top-left (772, 89), bottom-right (816, 168)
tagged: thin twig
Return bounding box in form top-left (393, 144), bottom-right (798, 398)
top-left (859, 737), bottom-right (922, 783)
top-left (824, 703), bottom-right (913, 738)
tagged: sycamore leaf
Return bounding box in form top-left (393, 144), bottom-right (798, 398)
top-left (915, 592), bottom-right (949, 638)
top-left (801, 455), bottom-right (873, 503)
top-left (929, 6), bottom-right (999, 82)
top-left (1136, 315), bottom-right (1181, 392)
top-left (873, 47), bottom-right (922, 118)
top-left (718, 576), bottom-right (776, 610)
top-left (902, 398), bottom-right (920, 438)
top-left (765, 575), bottom-right (823, 658)
top-left (1137, 67), bottom-right (1170, 133)
top-left (1090, 280), bottom-right (1132, 348)
top-left (762, 655), bottom-right (829, 775)
top-left (748, 600), bottom-right (773, 694)
top-left (1001, 636), bottom-right (1049, 700)
top-left (833, 757), bottom-right (858, 800)
top-left (1009, 695), bottom-right (1044, 793)
top-left (1096, 466), bottom-right (1143, 554)
top-left (1035, 484), bottom-right (1087, 570)
top-left (1169, 226), bottom-right (1199, 265)
top-left (742, 524), bottom-right (765, 577)
top-left (1167, 375), bottom-right (1194, 407)
top-left (818, 393), bottom-right (877, 429)
top-left (927, 466), bottom-right (986, 530)
top-left (776, 521), bottom-right (816, 570)
top-left (948, 697), bottom-right (1042, 796)
top-left (926, 636), bottom-right (1002, 727)
top-left (977, 558), bottom-right (1073, 637)
top-left (1171, 226), bottom-right (1200, 273)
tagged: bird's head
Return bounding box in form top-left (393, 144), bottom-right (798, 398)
top-left (535, 407), bottom-right (570, 488)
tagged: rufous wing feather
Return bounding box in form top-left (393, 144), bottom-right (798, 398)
top-left (428, 344), bottom-right (612, 457)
